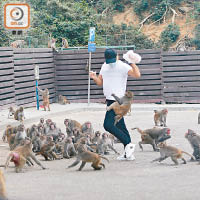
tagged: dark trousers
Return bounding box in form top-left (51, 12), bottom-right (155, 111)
top-left (103, 100), bottom-right (131, 147)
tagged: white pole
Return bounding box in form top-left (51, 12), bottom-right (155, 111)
top-left (88, 52), bottom-right (92, 105)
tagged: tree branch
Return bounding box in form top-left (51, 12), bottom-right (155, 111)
top-left (139, 13), bottom-right (155, 31)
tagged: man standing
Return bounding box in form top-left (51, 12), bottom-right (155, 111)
top-left (89, 49), bottom-right (141, 160)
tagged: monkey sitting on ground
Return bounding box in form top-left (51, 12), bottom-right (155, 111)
top-left (37, 86), bottom-right (50, 111)
top-left (35, 140), bottom-right (59, 161)
top-left (10, 40), bottom-right (25, 48)
top-left (62, 38), bottom-right (69, 48)
top-left (8, 106), bottom-right (15, 119)
top-left (132, 127), bottom-right (171, 151)
top-left (107, 91), bottom-right (133, 125)
top-left (0, 170), bottom-right (7, 200)
top-left (152, 142), bottom-right (195, 165)
top-left (14, 106), bottom-right (25, 122)
top-left (63, 137), bottom-right (77, 159)
top-left (154, 109), bottom-right (168, 127)
top-left (67, 137), bottom-right (109, 171)
top-left (2, 125), bottom-right (17, 149)
top-left (58, 95), bottom-right (70, 105)
top-left (81, 121), bottom-right (94, 136)
top-left (64, 119), bottom-right (82, 137)
top-left (4, 138), bottom-right (46, 173)
top-left (185, 129), bottom-right (200, 161)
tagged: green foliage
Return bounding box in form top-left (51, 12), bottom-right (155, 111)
top-left (192, 24), bottom-right (200, 50)
top-left (132, 0), bottom-right (149, 16)
top-left (160, 23), bottom-right (180, 50)
top-left (193, 2), bottom-right (200, 20)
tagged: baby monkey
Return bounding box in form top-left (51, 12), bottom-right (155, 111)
top-left (152, 142), bottom-right (195, 165)
top-left (107, 91), bottom-right (133, 125)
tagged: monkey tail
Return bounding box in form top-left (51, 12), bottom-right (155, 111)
top-left (182, 151), bottom-right (195, 160)
top-left (131, 127), bottom-right (145, 135)
top-left (100, 156), bottom-right (109, 163)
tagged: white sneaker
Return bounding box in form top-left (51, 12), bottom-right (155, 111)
top-left (126, 154), bottom-right (135, 161)
top-left (125, 143), bottom-right (136, 158)
top-left (117, 152), bottom-right (126, 160)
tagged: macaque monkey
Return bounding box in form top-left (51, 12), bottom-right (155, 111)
top-left (12, 124), bottom-right (27, 150)
top-left (91, 131), bottom-right (101, 144)
top-left (58, 95), bottom-right (70, 105)
top-left (44, 119), bottom-right (52, 134)
top-left (63, 137), bottom-right (77, 159)
top-left (14, 106), bottom-right (25, 122)
top-left (62, 38), bottom-right (69, 48)
top-left (4, 138), bottom-right (46, 173)
top-left (81, 121), bottom-right (94, 136)
top-left (107, 91), bottom-right (134, 125)
top-left (0, 170), bottom-right (7, 200)
top-left (10, 40), bottom-right (25, 48)
top-left (48, 38), bottom-right (56, 51)
top-left (97, 133), bottom-right (119, 155)
top-left (154, 109), bottom-right (168, 127)
top-left (8, 106), bottom-right (15, 118)
top-left (26, 124), bottom-right (38, 139)
top-left (37, 86), bottom-right (50, 111)
top-left (35, 141), bottom-right (58, 161)
top-left (132, 127), bottom-right (171, 151)
top-left (67, 138), bottom-right (109, 171)
top-left (152, 142), bottom-right (195, 165)
top-left (185, 129), bottom-right (200, 160)
top-left (64, 119), bottom-right (82, 137)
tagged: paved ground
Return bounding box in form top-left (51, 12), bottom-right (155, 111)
top-left (0, 103), bottom-right (200, 200)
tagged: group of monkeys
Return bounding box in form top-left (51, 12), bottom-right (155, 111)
top-left (1, 91), bottom-right (200, 199)
top-left (10, 37), bottom-right (69, 50)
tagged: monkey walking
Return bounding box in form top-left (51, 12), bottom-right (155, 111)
top-left (132, 127), bottom-right (171, 151)
top-left (37, 86), bottom-right (50, 111)
top-left (67, 138), bottom-right (109, 171)
top-left (4, 138), bottom-right (46, 173)
top-left (10, 40), bottom-right (25, 48)
top-left (152, 142), bottom-right (195, 165)
top-left (58, 95), bottom-right (70, 105)
top-left (106, 91), bottom-right (133, 125)
top-left (185, 129), bottom-right (200, 161)
top-left (154, 109), bottom-right (168, 127)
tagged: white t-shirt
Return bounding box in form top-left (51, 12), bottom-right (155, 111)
top-left (99, 60), bottom-right (131, 100)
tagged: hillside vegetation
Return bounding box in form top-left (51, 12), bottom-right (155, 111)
top-left (0, 0), bottom-right (200, 50)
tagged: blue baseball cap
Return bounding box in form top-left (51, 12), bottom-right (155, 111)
top-left (105, 49), bottom-right (117, 64)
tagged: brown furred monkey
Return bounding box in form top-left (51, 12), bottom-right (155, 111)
top-left (10, 40), bottom-right (25, 48)
top-left (63, 137), bottom-right (77, 159)
top-left (152, 142), bottom-right (195, 165)
top-left (14, 107), bottom-right (25, 122)
top-left (154, 109), bottom-right (168, 127)
top-left (68, 137), bottom-right (109, 171)
top-left (106, 91), bottom-right (133, 125)
top-left (58, 95), bottom-right (70, 105)
top-left (64, 119), bottom-right (82, 137)
top-left (62, 38), bottom-right (69, 48)
top-left (37, 86), bottom-right (50, 111)
top-left (0, 170), bottom-right (7, 200)
top-left (132, 127), bottom-right (171, 151)
top-left (4, 138), bottom-right (46, 173)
